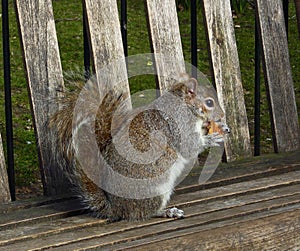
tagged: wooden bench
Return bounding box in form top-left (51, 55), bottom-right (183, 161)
top-left (0, 151), bottom-right (299, 250)
top-left (1, 0), bottom-right (299, 249)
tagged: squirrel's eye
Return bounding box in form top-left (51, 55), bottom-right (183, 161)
top-left (205, 98), bottom-right (215, 109)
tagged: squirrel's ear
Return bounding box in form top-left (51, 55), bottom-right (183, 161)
top-left (185, 78), bottom-right (198, 94)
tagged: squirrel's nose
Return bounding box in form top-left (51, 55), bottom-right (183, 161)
top-left (222, 124), bottom-right (230, 134)
top-left (215, 119), bottom-right (230, 134)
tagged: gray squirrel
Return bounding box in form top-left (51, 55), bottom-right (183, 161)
top-left (49, 73), bottom-right (229, 221)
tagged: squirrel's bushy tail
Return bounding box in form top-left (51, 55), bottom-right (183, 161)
top-left (48, 77), bottom-right (127, 216)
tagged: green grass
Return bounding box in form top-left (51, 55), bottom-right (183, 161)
top-left (0, 0), bottom-right (299, 189)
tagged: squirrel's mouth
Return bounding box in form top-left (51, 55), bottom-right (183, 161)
top-left (203, 120), bottom-right (230, 135)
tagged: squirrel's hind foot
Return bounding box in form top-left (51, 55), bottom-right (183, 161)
top-left (157, 207), bottom-right (184, 219)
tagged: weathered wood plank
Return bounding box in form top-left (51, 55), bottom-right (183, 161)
top-left (172, 173), bottom-right (300, 207)
top-left (122, 209), bottom-right (300, 251)
top-left (15, 0), bottom-right (69, 195)
top-left (145, 0), bottom-right (186, 90)
top-left (21, 193), bottom-right (299, 250)
top-left (0, 198), bottom-right (83, 230)
top-left (83, 0), bottom-right (130, 96)
top-left (202, 0), bottom-right (252, 161)
top-left (1, 183), bottom-right (298, 249)
top-left (1, 169), bottom-right (299, 251)
top-left (0, 195), bottom-right (77, 215)
top-left (0, 155), bottom-right (298, 250)
top-left (0, 134), bottom-right (10, 203)
top-left (256, 0), bottom-right (300, 152)
top-left (0, 216), bottom-right (105, 248)
top-left (178, 164), bottom-right (300, 194)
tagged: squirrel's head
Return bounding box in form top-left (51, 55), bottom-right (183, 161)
top-left (170, 76), bottom-right (224, 122)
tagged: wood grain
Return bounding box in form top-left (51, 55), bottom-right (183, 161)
top-left (15, 0), bottom-right (69, 195)
top-left (202, 0), bottom-right (252, 161)
top-left (0, 133), bottom-right (10, 203)
top-left (126, 209), bottom-right (300, 250)
top-left (83, 0), bottom-right (130, 97)
top-left (0, 165), bottom-right (299, 250)
top-left (145, 0), bottom-right (186, 90)
top-left (256, 0), bottom-right (300, 152)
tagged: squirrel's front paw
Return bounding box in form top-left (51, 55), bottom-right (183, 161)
top-left (164, 207), bottom-right (184, 219)
top-left (205, 133), bottom-right (224, 147)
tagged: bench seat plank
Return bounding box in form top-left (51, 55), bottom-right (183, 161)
top-left (2, 183), bottom-right (298, 250)
top-left (0, 198), bottom-right (84, 230)
top-left (16, 189), bottom-right (299, 251)
top-left (117, 208), bottom-right (300, 251)
top-left (173, 170), bottom-right (300, 205)
top-left (0, 166), bottom-right (299, 251)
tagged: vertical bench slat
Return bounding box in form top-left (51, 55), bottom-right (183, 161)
top-left (15, 0), bottom-right (69, 195)
top-left (145, 0), bottom-right (186, 90)
top-left (0, 133), bottom-right (10, 203)
top-left (83, 0), bottom-right (130, 96)
top-left (202, 0), bottom-right (252, 161)
top-left (256, 0), bottom-right (300, 152)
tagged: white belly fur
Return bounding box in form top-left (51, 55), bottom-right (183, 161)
top-left (157, 118), bottom-right (204, 210)
top-left (158, 154), bottom-right (190, 210)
